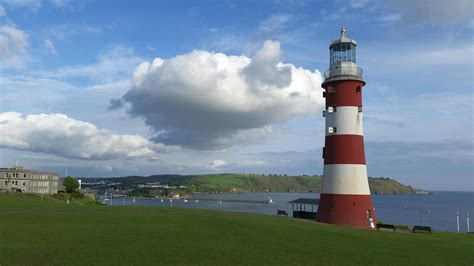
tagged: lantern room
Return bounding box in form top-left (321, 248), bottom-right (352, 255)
top-left (329, 28), bottom-right (357, 66)
top-left (323, 28), bottom-right (363, 83)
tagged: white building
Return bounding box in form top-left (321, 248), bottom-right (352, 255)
top-left (0, 166), bottom-right (59, 194)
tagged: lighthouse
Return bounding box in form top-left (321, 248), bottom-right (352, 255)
top-left (315, 28), bottom-right (377, 229)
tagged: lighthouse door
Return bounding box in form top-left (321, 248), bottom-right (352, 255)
top-left (367, 210), bottom-right (375, 229)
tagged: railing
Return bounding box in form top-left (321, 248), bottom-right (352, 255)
top-left (324, 66), bottom-right (363, 79)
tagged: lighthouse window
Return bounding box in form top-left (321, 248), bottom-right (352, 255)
top-left (356, 86), bottom-right (361, 93)
top-left (327, 106), bottom-right (334, 113)
top-left (328, 127), bottom-right (337, 134)
top-left (330, 42), bottom-right (357, 65)
top-left (323, 92), bottom-right (326, 98)
top-left (358, 106), bottom-right (362, 113)
top-left (322, 147), bottom-right (325, 159)
top-left (330, 202), bottom-right (335, 209)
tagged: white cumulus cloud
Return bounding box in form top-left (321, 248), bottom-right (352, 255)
top-left (0, 112), bottom-right (178, 160)
top-left (119, 40), bottom-right (324, 150)
top-left (0, 24), bottom-right (29, 69)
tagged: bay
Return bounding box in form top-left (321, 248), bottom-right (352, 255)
top-left (107, 191), bottom-right (473, 233)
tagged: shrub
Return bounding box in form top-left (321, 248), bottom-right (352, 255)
top-left (53, 192), bottom-right (71, 201)
top-left (63, 176), bottom-right (80, 193)
top-left (69, 191), bottom-right (84, 199)
top-left (396, 225), bottom-right (411, 230)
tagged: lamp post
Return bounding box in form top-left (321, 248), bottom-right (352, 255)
top-left (419, 209), bottom-right (429, 226)
top-left (467, 213), bottom-right (470, 233)
top-left (456, 212), bottom-right (460, 233)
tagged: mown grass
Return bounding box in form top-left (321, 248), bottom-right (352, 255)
top-left (0, 193), bottom-right (472, 265)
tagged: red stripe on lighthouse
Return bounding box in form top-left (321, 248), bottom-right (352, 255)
top-left (315, 193), bottom-right (377, 228)
top-left (325, 80), bottom-right (364, 107)
top-left (324, 135), bottom-right (366, 165)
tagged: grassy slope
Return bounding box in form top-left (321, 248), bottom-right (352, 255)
top-left (368, 177), bottom-right (419, 195)
top-left (174, 174), bottom-right (419, 194)
top-left (0, 194), bottom-right (472, 265)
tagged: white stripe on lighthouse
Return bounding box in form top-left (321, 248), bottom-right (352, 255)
top-left (321, 164), bottom-right (371, 195)
top-left (325, 106), bottom-right (363, 136)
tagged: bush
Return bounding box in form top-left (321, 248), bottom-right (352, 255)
top-left (70, 191), bottom-right (85, 199)
top-left (63, 176), bottom-right (80, 193)
top-left (53, 192), bottom-right (71, 201)
top-left (396, 225), bottom-right (411, 231)
top-left (83, 196), bottom-right (102, 205)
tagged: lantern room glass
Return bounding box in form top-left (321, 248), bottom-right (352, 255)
top-left (330, 42), bottom-right (356, 66)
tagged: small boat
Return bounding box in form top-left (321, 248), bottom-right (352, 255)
top-left (133, 198), bottom-right (136, 202)
top-left (268, 197), bottom-right (273, 204)
top-left (218, 199), bottom-right (223, 204)
top-left (194, 200), bottom-right (199, 203)
top-left (183, 199), bottom-right (188, 203)
top-left (160, 199), bottom-right (164, 202)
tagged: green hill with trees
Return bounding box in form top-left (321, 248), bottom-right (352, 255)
top-left (85, 173), bottom-right (426, 195)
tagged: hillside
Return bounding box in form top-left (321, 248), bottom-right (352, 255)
top-left (83, 173), bottom-right (425, 195)
top-left (0, 193), bottom-right (471, 265)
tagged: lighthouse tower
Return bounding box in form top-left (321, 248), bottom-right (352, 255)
top-left (315, 28), bottom-right (377, 229)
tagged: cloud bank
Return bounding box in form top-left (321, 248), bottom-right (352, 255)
top-left (0, 112), bottom-right (177, 160)
top-left (119, 40), bottom-right (323, 150)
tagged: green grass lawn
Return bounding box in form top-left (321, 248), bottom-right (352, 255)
top-left (0, 194), bottom-right (472, 265)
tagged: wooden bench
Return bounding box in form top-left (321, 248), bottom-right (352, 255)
top-left (412, 225), bottom-right (431, 234)
top-left (376, 223), bottom-right (396, 232)
top-left (277, 210), bottom-right (288, 217)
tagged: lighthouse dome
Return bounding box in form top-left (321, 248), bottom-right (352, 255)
top-left (330, 28), bottom-right (358, 47)
top-left (329, 28), bottom-right (357, 66)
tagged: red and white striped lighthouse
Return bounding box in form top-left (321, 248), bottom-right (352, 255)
top-left (315, 28), bottom-right (377, 229)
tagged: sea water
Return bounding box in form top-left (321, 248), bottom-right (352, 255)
top-left (108, 191), bottom-right (473, 233)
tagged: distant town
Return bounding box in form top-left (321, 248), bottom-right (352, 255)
top-left (79, 173), bottom-right (429, 201)
top-left (1, 166), bottom-right (428, 202)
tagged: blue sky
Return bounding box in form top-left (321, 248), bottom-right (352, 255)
top-left (0, 0), bottom-right (472, 191)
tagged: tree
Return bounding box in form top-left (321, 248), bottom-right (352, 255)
top-left (63, 176), bottom-right (79, 193)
